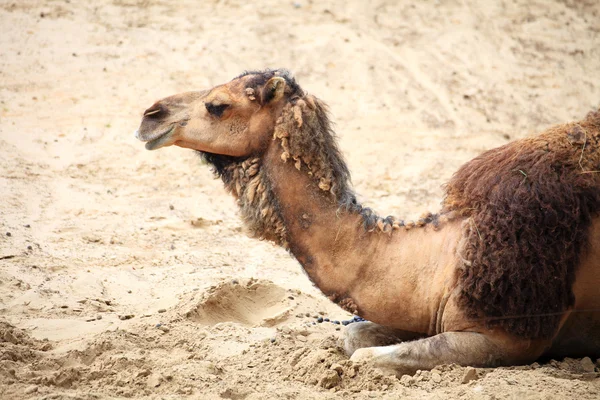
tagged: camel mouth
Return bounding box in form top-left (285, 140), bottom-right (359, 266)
top-left (138, 125), bottom-right (176, 151)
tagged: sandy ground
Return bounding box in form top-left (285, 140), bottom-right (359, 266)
top-left (1, 0), bottom-right (600, 398)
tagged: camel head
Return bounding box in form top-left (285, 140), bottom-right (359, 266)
top-left (135, 69), bottom-right (302, 156)
top-left (136, 68), bottom-right (353, 204)
top-left (135, 69), bottom-right (356, 245)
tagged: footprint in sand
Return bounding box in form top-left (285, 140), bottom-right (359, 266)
top-left (185, 279), bottom-right (295, 327)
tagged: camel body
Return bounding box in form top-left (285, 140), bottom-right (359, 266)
top-left (135, 70), bottom-right (600, 375)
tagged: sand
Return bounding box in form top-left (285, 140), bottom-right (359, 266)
top-left (1, 0), bottom-right (599, 398)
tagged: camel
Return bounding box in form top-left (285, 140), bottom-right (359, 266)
top-left (134, 69), bottom-right (600, 376)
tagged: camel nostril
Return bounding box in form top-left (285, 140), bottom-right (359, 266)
top-left (143, 103), bottom-right (167, 119)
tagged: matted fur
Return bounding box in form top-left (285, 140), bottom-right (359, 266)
top-left (443, 109), bottom-right (600, 339)
top-left (198, 153), bottom-right (288, 247)
top-left (272, 94), bottom-right (353, 202)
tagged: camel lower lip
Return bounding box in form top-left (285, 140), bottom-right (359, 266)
top-left (144, 126), bottom-right (175, 150)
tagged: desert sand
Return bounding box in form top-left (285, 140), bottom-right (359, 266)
top-left (1, 0), bottom-right (599, 399)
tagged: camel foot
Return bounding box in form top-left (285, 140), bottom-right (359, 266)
top-left (349, 346), bottom-right (412, 376)
top-left (344, 321), bottom-right (424, 356)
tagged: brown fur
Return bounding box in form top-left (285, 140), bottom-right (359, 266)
top-left (215, 156), bottom-right (288, 247)
top-left (443, 110), bottom-right (600, 338)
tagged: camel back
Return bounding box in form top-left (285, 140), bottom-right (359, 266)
top-left (443, 109), bottom-right (600, 339)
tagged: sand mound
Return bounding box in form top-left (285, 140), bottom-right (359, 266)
top-left (0, 321), bottom-right (50, 392)
top-left (183, 279), bottom-right (294, 327)
top-left (0, 321), bottom-right (40, 348)
top-left (248, 334), bottom-right (401, 393)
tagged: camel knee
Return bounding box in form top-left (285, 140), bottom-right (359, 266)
top-left (344, 322), bottom-right (375, 356)
top-left (484, 332), bottom-right (551, 366)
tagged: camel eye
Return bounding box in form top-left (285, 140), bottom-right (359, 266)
top-left (205, 103), bottom-right (229, 118)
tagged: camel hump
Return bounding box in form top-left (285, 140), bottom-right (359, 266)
top-left (443, 116), bottom-right (600, 339)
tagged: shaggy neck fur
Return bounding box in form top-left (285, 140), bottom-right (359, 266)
top-left (202, 93), bottom-right (439, 250)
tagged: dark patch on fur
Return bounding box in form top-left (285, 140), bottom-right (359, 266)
top-left (443, 110), bottom-right (600, 339)
top-left (197, 151), bottom-right (244, 182)
top-left (262, 82), bottom-right (279, 104)
top-left (430, 213), bottom-right (441, 229)
top-left (567, 125), bottom-right (586, 145)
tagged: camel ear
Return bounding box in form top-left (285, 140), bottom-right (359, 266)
top-left (262, 77), bottom-right (286, 104)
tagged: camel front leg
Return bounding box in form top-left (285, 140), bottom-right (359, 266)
top-left (344, 321), bottom-right (425, 356)
top-left (350, 331), bottom-right (547, 376)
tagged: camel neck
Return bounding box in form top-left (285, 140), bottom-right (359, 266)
top-left (261, 143), bottom-right (363, 297)
top-left (260, 143), bottom-right (455, 334)
top-left (210, 133), bottom-right (458, 334)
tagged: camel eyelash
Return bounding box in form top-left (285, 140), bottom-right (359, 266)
top-left (205, 103), bottom-right (229, 117)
